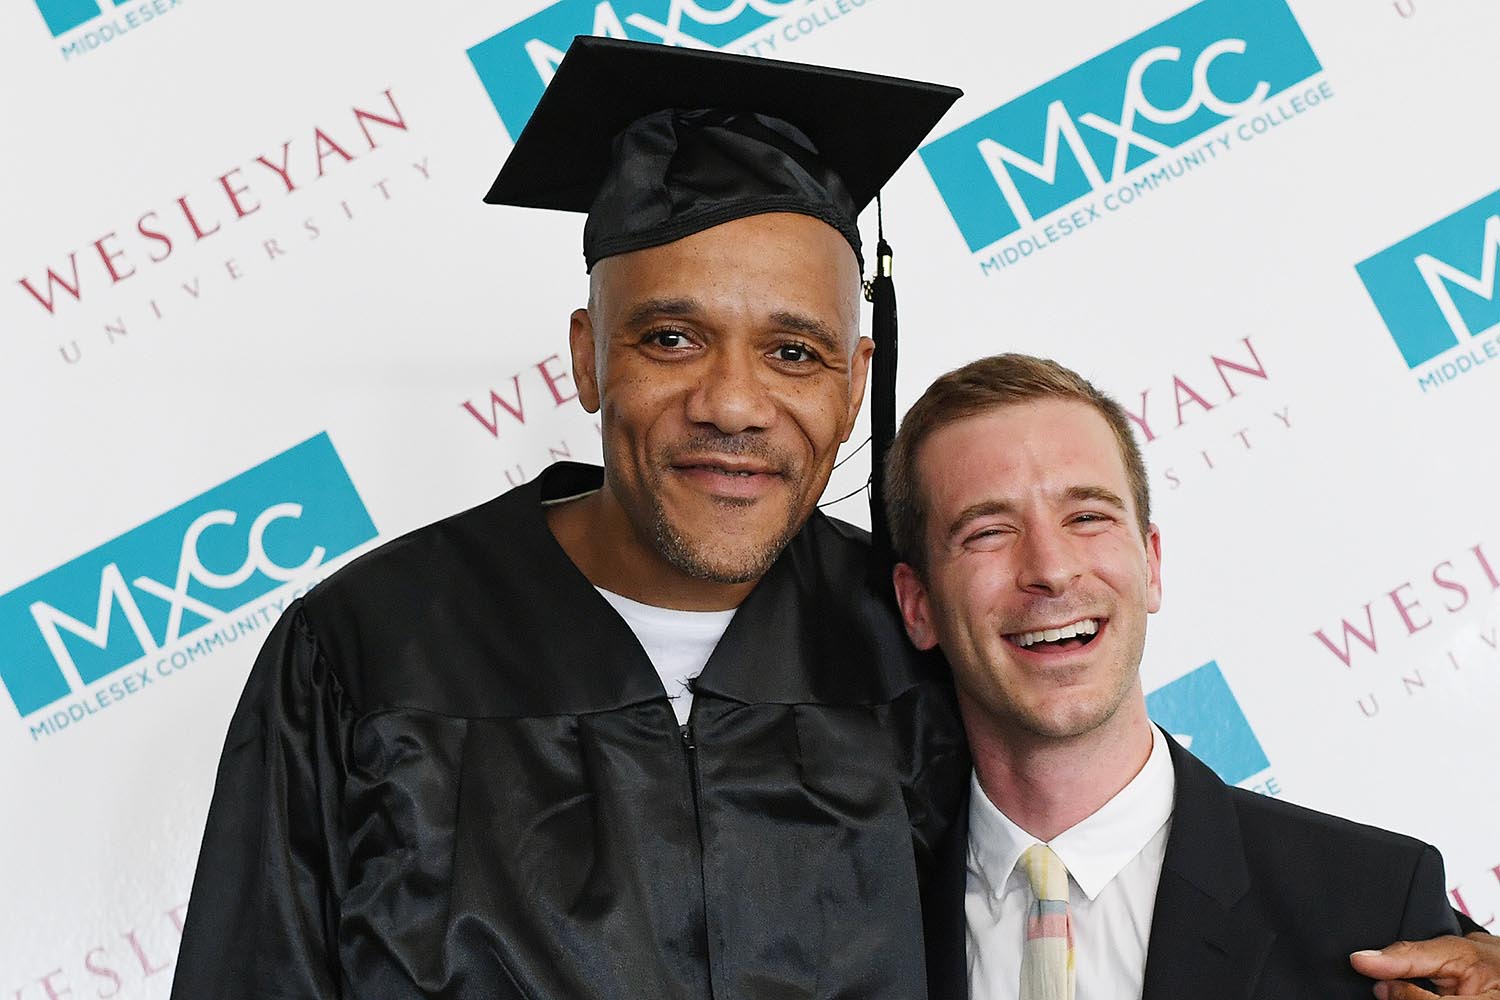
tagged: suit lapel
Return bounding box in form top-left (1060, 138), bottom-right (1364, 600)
top-left (1143, 868), bottom-right (1278, 1000)
top-left (1141, 732), bottom-right (1277, 1000)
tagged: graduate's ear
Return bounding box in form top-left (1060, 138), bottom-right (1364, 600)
top-left (841, 335), bottom-right (875, 442)
top-left (569, 307), bottom-right (601, 414)
top-left (892, 561), bottom-right (939, 651)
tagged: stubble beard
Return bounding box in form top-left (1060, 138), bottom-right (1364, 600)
top-left (1016, 634), bottom-right (1146, 746)
top-left (643, 434), bottom-right (811, 585)
top-left (976, 601), bottom-right (1146, 744)
top-left (647, 485), bottom-right (807, 584)
top-left (1007, 669), bottom-right (1132, 742)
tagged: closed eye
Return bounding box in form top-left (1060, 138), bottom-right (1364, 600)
top-left (962, 524), bottom-right (1014, 548)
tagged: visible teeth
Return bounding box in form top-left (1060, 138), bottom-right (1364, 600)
top-left (1011, 619), bottom-right (1099, 648)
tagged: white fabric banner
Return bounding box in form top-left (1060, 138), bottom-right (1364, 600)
top-left (2, 0), bottom-right (1496, 994)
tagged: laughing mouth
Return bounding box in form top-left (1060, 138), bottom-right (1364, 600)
top-left (1005, 618), bottom-right (1102, 651)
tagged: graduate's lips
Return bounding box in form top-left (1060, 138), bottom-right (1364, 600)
top-left (1001, 617), bottom-right (1106, 658)
top-left (669, 455), bottom-right (785, 500)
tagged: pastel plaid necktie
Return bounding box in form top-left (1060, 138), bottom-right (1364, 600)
top-left (1018, 843), bottom-right (1075, 1000)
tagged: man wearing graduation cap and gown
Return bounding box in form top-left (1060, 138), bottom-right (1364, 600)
top-left (170, 37), bottom-right (971, 1000)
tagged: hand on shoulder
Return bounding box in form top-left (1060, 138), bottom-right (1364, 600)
top-left (1351, 933), bottom-right (1500, 999)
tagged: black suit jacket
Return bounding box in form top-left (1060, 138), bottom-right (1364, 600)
top-left (924, 732), bottom-right (1460, 999)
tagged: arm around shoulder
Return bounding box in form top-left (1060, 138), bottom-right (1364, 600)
top-left (1348, 843), bottom-right (1500, 999)
top-left (1399, 844), bottom-right (1462, 942)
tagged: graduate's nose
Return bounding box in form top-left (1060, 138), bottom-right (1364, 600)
top-left (684, 343), bottom-right (777, 435)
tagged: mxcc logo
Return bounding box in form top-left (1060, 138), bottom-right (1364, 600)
top-left (1146, 660), bottom-right (1270, 787)
top-left (920, 0), bottom-right (1322, 254)
top-left (33, 0), bottom-right (179, 39)
top-left (33, 0), bottom-right (123, 36)
top-left (32, 0), bottom-right (184, 60)
top-left (1356, 189), bottom-right (1500, 380)
top-left (0, 434), bottom-right (377, 719)
top-left (467, 0), bottom-right (797, 138)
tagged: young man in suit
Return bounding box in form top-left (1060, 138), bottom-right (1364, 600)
top-left (885, 353), bottom-right (1465, 999)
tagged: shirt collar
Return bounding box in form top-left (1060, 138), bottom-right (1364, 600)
top-left (967, 724), bottom-right (1176, 902)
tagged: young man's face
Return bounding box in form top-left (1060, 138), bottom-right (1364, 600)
top-left (572, 211), bottom-right (871, 584)
top-left (893, 398), bottom-right (1162, 742)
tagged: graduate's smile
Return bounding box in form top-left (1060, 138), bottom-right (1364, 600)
top-left (670, 456), bottom-right (785, 502)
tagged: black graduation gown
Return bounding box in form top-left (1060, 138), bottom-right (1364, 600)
top-left (170, 462), bottom-right (969, 1000)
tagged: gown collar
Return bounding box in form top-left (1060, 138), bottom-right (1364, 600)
top-left (529, 462), bottom-right (934, 709)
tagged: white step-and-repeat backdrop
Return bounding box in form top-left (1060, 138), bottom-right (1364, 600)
top-left (2, 0), bottom-right (1496, 994)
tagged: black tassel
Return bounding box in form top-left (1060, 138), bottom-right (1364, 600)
top-left (868, 222), bottom-right (898, 576)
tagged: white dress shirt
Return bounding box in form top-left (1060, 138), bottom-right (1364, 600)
top-left (966, 725), bottom-right (1176, 1000)
top-left (596, 587), bottom-right (735, 725)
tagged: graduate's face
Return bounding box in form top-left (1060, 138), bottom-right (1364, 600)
top-left (892, 400), bottom-right (1162, 744)
top-left (572, 212), bottom-right (871, 585)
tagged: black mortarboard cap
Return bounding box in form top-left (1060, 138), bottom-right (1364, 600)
top-left (484, 36), bottom-right (958, 269)
top-left (483, 36), bottom-right (961, 567)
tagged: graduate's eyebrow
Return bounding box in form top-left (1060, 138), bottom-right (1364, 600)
top-left (768, 310), bottom-right (844, 357)
top-left (624, 297), bottom-right (702, 328)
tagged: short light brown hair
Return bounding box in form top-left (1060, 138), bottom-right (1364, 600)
top-left (884, 353), bottom-right (1151, 573)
